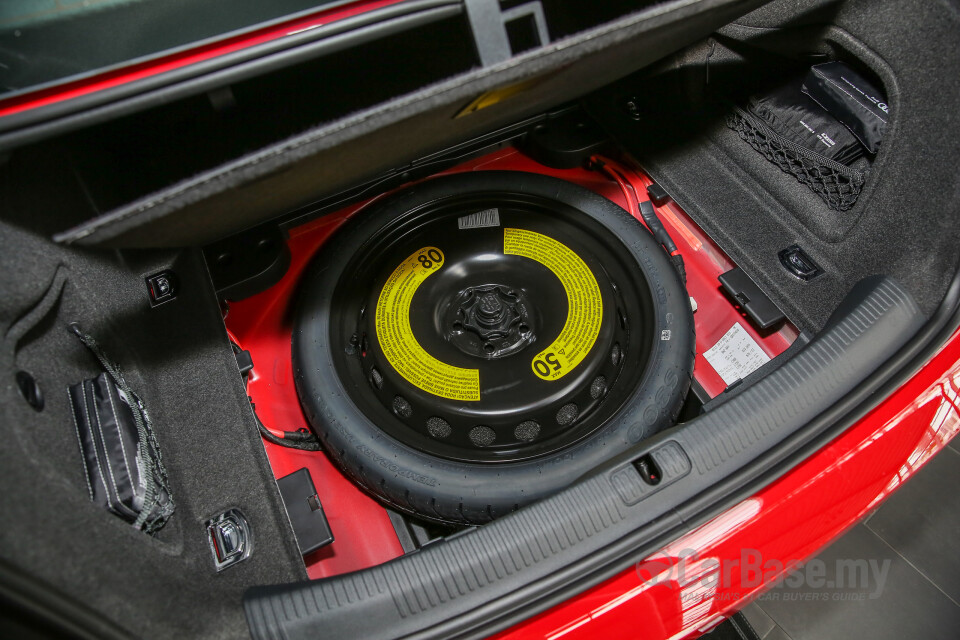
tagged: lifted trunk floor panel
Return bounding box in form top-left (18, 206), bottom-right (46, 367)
top-left (51, 0), bottom-right (773, 248)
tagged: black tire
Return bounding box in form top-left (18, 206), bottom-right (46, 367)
top-left (293, 171), bottom-right (694, 524)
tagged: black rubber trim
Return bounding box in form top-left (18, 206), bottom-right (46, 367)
top-left (244, 276), bottom-right (925, 640)
top-left (0, 0), bottom-right (463, 152)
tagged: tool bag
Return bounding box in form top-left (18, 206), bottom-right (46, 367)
top-left (68, 325), bottom-right (174, 533)
top-left (728, 62), bottom-right (887, 212)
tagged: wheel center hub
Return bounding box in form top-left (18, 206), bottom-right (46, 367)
top-left (447, 285), bottom-right (535, 358)
top-left (476, 293), bottom-right (507, 326)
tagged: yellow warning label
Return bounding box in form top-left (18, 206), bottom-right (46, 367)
top-left (375, 247), bottom-right (481, 401)
top-left (504, 228), bottom-right (603, 381)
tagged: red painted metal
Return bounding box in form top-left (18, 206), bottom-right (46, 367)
top-left (0, 0), bottom-right (405, 120)
top-left (225, 204), bottom-right (404, 579)
top-left (493, 329), bottom-right (960, 639)
top-left (223, 145), bottom-right (795, 580)
top-left (590, 155), bottom-right (797, 398)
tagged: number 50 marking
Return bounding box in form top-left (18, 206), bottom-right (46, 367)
top-left (533, 352), bottom-right (563, 377)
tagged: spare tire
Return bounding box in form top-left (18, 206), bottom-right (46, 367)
top-left (293, 171), bottom-right (694, 524)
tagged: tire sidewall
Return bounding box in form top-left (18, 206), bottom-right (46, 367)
top-left (293, 171), bottom-right (694, 523)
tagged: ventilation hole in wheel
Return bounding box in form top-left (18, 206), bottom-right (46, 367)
top-left (611, 342), bottom-right (622, 366)
top-left (618, 307), bottom-right (628, 330)
top-left (469, 425), bottom-right (496, 447)
top-left (427, 417), bottom-right (452, 439)
top-left (514, 420), bottom-right (540, 442)
top-left (483, 343), bottom-right (495, 354)
top-left (590, 375), bottom-right (608, 399)
top-left (370, 367), bottom-right (384, 390)
top-left (556, 403), bottom-right (579, 426)
top-left (392, 395), bottom-right (413, 418)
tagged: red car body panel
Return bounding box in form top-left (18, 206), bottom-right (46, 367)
top-left (0, 0), bottom-right (405, 120)
top-left (494, 330), bottom-right (960, 639)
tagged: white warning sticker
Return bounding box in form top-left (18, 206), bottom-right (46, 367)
top-left (703, 323), bottom-right (771, 386)
top-left (458, 208), bottom-right (500, 230)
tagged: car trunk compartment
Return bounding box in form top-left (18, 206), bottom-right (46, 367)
top-left (1, 0), bottom-right (958, 638)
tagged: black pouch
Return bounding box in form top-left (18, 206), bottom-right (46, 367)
top-left (747, 80), bottom-right (865, 165)
top-left (68, 327), bottom-right (174, 533)
top-left (728, 75), bottom-right (867, 211)
top-left (802, 61), bottom-right (888, 153)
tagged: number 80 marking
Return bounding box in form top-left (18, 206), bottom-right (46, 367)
top-left (417, 249), bottom-right (443, 269)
